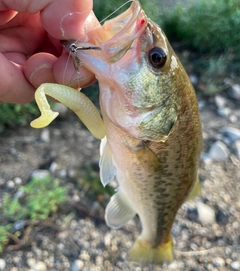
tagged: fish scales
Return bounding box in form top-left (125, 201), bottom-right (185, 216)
top-left (62, 0), bottom-right (202, 265)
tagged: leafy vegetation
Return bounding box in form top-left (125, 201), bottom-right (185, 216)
top-left (78, 164), bottom-right (114, 203)
top-left (0, 101), bottom-right (39, 132)
top-left (158, 0), bottom-right (240, 95)
top-left (160, 0), bottom-right (240, 55)
top-left (93, 0), bottom-right (159, 22)
top-left (0, 175), bottom-right (67, 253)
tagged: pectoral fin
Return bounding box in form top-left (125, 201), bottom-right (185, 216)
top-left (99, 137), bottom-right (116, 187)
top-left (105, 191), bottom-right (136, 229)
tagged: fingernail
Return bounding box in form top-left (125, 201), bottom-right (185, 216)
top-left (60, 12), bottom-right (88, 40)
top-left (65, 73), bottom-right (95, 89)
top-left (29, 64), bottom-right (55, 87)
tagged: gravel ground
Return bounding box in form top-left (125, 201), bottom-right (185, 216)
top-left (0, 84), bottom-right (240, 271)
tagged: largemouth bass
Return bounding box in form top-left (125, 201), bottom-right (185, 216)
top-left (62, 0), bottom-right (202, 265)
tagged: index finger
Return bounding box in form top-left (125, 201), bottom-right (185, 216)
top-left (40, 0), bottom-right (99, 40)
top-left (0, 0), bottom-right (98, 40)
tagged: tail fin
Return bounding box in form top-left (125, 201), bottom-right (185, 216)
top-left (128, 237), bottom-right (174, 265)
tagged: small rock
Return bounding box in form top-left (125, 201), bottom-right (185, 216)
top-left (30, 170), bottom-right (50, 180)
top-left (14, 177), bottom-right (22, 185)
top-left (13, 220), bottom-right (26, 231)
top-left (49, 162), bottom-right (58, 172)
top-left (95, 256), bottom-right (103, 266)
top-left (186, 206), bottom-right (198, 223)
top-left (213, 257), bottom-right (225, 268)
top-left (14, 188), bottom-right (24, 199)
top-left (57, 169), bottom-right (67, 178)
top-left (181, 229), bottom-right (190, 241)
top-left (70, 260), bottom-right (84, 271)
top-left (189, 74), bottom-right (198, 85)
top-left (27, 258), bottom-right (36, 267)
top-left (30, 261), bottom-right (47, 271)
top-left (217, 107), bottom-right (231, 117)
top-left (40, 128), bottom-right (50, 143)
top-left (232, 140), bottom-right (240, 159)
top-left (0, 259), bottom-right (6, 270)
top-left (229, 114), bottom-right (238, 123)
top-left (200, 153), bottom-right (213, 164)
top-left (80, 251), bottom-right (90, 261)
top-left (198, 100), bottom-right (206, 111)
top-left (104, 233), bottom-right (112, 247)
top-left (197, 202), bottom-right (215, 225)
top-left (6, 179), bottom-right (15, 189)
top-left (231, 261), bottom-right (240, 270)
top-left (216, 209), bottom-right (229, 225)
top-left (168, 261), bottom-right (179, 269)
top-left (68, 169), bottom-right (77, 178)
top-left (9, 147), bottom-right (19, 156)
top-left (221, 127), bottom-right (240, 142)
top-left (208, 141), bottom-right (229, 161)
top-left (215, 95), bottom-right (226, 108)
top-left (229, 84), bottom-right (240, 100)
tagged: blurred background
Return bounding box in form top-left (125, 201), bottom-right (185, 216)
top-left (0, 0), bottom-right (239, 270)
top-left (1, 0), bottom-right (239, 131)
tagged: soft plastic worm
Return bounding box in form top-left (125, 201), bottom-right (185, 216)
top-left (30, 83), bottom-right (106, 139)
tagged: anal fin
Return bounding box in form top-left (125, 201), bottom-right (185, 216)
top-left (105, 191), bottom-right (136, 229)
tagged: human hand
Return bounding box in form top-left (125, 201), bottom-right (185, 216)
top-left (0, 0), bottom-right (103, 104)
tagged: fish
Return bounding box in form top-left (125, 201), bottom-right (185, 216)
top-left (61, 0), bottom-right (203, 265)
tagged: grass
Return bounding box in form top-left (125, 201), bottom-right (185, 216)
top-left (77, 164), bottom-right (114, 203)
top-left (160, 0), bottom-right (240, 55)
top-left (0, 175), bottom-right (67, 253)
top-left (157, 0), bottom-right (240, 95)
top-left (0, 101), bottom-right (39, 132)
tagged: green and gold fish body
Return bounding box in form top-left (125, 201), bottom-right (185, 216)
top-left (64, 0), bottom-right (202, 265)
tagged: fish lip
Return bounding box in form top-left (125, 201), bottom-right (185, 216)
top-left (99, 1), bottom-right (147, 62)
top-left (61, 1), bottom-right (147, 64)
top-left (60, 40), bottom-right (101, 52)
top-left (60, 40), bottom-right (75, 52)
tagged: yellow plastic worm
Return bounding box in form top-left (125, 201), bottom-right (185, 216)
top-left (30, 83), bottom-right (106, 139)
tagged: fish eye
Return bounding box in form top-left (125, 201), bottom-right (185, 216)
top-left (148, 47), bottom-right (167, 69)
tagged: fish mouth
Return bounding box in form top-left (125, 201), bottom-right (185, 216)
top-left (61, 1), bottom-right (147, 64)
top-left (99, 1), bottom-right (148, 62)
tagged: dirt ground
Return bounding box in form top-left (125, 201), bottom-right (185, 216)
top-left (0, 83), bottom-right (240, 271)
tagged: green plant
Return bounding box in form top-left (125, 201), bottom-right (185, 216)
top-left (154, 0), bottom-right (240, 95)
top-left (0, 175), bottom-right (67, 253)
top-left (3, 176), bottom-right (67, 221)
top-left (78, 165), bottom-right (114, 202)
top-left (93, 0), bottom-right (160, 24)
top-left (160, 0), bottom-right (240, 55)
top-left (0, 101), bottom-right (39, 132)
top-left (0, 225), bottom-right (12, 254)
